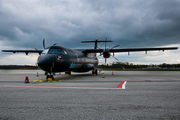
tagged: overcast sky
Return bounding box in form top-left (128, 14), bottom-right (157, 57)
top-left (0, 0), bottom-right (180, 65)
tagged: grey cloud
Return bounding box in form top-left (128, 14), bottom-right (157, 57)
top-left (0, 0), bottom-right (180, 50)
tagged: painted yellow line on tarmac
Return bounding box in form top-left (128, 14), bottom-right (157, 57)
top-left (30, 79), bottom-right (46, 82)
top-left (47, 79), bottom-right (62, 82)
top-left (30, 75), bottom-right (74, 82)
top-left (30, 78), bottom-right (63, 82)
top-left (30, 80), bottom-right (42, 82)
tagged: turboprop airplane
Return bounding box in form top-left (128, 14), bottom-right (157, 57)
top-left (2, 38), bottom-right (178, 79)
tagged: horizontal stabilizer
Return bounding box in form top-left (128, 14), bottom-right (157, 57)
top-left (81, 40), bottom-right (112, 43)
top-left (82, 39), bottom-right (112, 49)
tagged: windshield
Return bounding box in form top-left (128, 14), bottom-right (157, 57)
top-left (48, 48), bottom-right (65, 54)
top-left (41, 48), bottom-right (67, 54)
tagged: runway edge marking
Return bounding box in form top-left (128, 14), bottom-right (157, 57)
top-left (0, 84), bottom-right (127, 90)
top-left (117, 81), bottom-right (127, 89)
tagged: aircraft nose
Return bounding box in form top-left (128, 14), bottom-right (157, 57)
top-left (38, 58), bottom-right (49, 66)
top-left (37, 55), bottom-right (56, 71)
top-left (37, 54), bottom-right (64, 72)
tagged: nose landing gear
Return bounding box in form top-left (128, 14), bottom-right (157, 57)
top-left (45, 72), bottom-right (55, 80)
top-left (46, 75), bottom-right (54, 80)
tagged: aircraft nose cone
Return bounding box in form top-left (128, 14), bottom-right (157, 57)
top-left (37, 55), bottom-right (55, 72)
top-left (38, 58), bottom-right (48, 66)
top-left (38, 55), bottom-right (48, 64)
top-left (37, 54), bottom-right (64, 72)
top-left (38, 59), bottom-right (49, 71)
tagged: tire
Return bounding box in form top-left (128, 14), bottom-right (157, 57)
top-left (95, 70), bottom-right (98, 75)
top-left (46, 75), bottom-right (49, 79)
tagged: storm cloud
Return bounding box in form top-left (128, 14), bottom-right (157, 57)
top-left (0, 0), bottom-right (180, 64)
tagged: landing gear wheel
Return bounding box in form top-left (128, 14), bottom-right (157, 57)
top-left (46, 74), bottom-right (54, 80)
top-left (69, 71), bottom-right (71, 75)
top-left (95, 70), bottom-right (98, 75)
top-left (50, 75), bottom-right (53, 78)
top-left (92, 70), bottom-right (95, 74)
top-left (65, 71), bottom-right (71, 75)
top-left (92, 69), bottom-right (98, 75)
top-left (46, 75), bottom-right (49, 79)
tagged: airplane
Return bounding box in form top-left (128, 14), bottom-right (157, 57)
top-left (2, 37), bottom-right (178, 79)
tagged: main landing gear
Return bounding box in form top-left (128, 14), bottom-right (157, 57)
top-left (92, 69), bottom-right (98, 75)
top-left (65, 71), bottom-right (71, 75)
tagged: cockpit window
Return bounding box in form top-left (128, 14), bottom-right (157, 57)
top-left (41, 48), bottom-right (67, 54)
top-left (63, 49), bottom-right (67, 54)
top-left (48, 48), bottom-right (65, 54)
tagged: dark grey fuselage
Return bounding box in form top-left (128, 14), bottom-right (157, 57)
top-left (37, 46), bottom-right (98, 73)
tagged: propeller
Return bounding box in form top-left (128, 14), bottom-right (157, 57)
top-left (111, 45), bottom-right (120, 49)
top-left (34, 48), bottom-right (38, 51)
top-left (43, 38), bottom-right (45, 49)
top-left (34, 39), bottom-right (46, 50)
top-left (53, 43), bottom-right (59, 46)
top-left (111, 55), bottom-right (119, 62)
top-left (105, 37), bottom-right (107, 51)
top-left (99, 37), bottom-right (120, 63)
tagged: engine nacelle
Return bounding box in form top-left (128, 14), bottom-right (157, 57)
top-left (103, 51), bottom-right (111, 58)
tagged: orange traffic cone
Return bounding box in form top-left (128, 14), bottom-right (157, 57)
top-left (36, 72), bottom-right (39, 77)
top-left (112, 71), bottom-right (114, 75)
top-left (25, 76), bottom-right (29, 83)
top-left (102, 73), bottom-right (105, 78)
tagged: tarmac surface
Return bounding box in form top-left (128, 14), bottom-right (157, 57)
top-left (0, 70), bottom-right (180, 120)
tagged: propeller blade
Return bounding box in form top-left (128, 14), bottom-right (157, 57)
top-left (53, 43), bottom-right (58, 46)
top-left (105, 37), bottom-right (107, 51)
top-left (105, 58), bottom-right (107, 63)
top-left (111, 55), bottom-right (119, 62)
top-left (43, 39), bottom-right (45, 49)
top-left (111, 45), bottom-right (120, 49)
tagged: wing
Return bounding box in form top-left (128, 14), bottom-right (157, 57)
top-left (76, 47), bottom-right (178, 53)
top-left (2, 50), bottom-right (43, 55)
top-left (109, 47), bottom-right (178, 52)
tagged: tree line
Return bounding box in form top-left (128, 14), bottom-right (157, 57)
top-left (98, 62), bottom-right (180, 69)
top-left (0, 65), bottom-right (39, 69)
